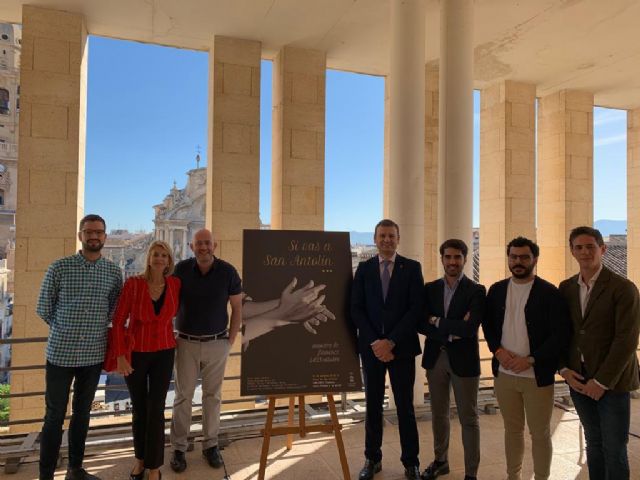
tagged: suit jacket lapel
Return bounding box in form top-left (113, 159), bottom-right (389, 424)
top-left (370, 257), bottom-right (384, 302)
top-left (434, 278), bottom-right (445, 315)
top-left (565, 276), bottom-right (583, 324)
top-left (583, 268), bottom-right (610, 320)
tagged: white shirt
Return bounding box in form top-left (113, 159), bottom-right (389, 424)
top-left (577, 264), bottom-right (603, 316)
top-left (499, 278), bottom-right (535, 378)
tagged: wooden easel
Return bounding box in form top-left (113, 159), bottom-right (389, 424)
top-left (257, 394), bottom-right (350, 480)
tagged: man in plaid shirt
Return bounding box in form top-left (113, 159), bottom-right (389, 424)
top-left (36, 214), bottom-right (122, 480)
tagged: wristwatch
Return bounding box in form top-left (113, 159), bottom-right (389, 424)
top-left (527, 356), bottom-right (535, 365)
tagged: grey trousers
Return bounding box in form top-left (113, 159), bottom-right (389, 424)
top-left (426, 350), bottom-right (480, 477)
top-left (170, 337), bottom-right (231, 452)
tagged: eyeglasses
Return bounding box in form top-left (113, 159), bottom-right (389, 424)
top-left (81, 229), bottom-right (106, 236)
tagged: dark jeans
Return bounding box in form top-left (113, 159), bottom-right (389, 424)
top-left (39, 361), bottom-right (102, 480)
top-left (361, 350), bottom-right (419, 468)
top-left (570, 388), bottom-right (631, 480)
top-left (125, 349), bottom-right (175, 469)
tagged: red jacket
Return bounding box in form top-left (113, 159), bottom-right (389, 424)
top-left (111, 275), bottom-right (180, 355)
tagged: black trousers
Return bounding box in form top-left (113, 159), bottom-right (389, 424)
top-left (125, 348), bottom-right (175, 469)
top-left (361, 349), bottom-right (419, 467)
top-left (39, 361), bottom-right (103, 480)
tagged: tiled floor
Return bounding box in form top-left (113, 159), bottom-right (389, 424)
top-left (6, 398), bottom-right (640, 480)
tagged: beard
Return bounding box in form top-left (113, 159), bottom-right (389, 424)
top-left (82, 239), bottom-right (104, 252)
top-left (509, 263), bottom-right (535, 279)
top-left (445, 265), bottom-right (462, 277)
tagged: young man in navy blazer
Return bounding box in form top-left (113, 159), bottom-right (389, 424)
top-left (351, 219), bottom-right (424, 480)
top-left (420, 239), bottom-right (485, 480)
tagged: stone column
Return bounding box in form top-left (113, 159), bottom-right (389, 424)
top-left (480, 81), bottom-right (536, 287)
top-left (271, 46), bottom-right (326, 230)
top-left (168, 229), bottom-right (175, 251)
top-left (207, 36), bottom-right (261, 270)
top-left (438, 0), bottom-right (474, 275)
top-left (207, 36), bottom-right (261, 410)
top-left (11, 6), bottom-right (88, 432)
top-left (388, 0), bottom-right (426, 406)
top-left (628, 108), bottom-right (640, 287)
top-left (388, 0), bottom-right (425, 263)
top-left (537, 90), bottom-right (593, 285)
top-left (424, 62), bottom-right (439, 282)
top-left (182, 228), bottom-right (189, 260)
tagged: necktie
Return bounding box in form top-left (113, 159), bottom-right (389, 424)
top-left (381, 260), bottom-right (391, 301)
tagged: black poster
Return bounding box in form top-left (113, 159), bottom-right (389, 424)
top-left (241, 230), bottom-right (362, 396)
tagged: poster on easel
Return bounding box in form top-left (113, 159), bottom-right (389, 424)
top-left (241, 229), bottom-right (362, 396)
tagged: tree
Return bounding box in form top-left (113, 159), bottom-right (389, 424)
top-left (0, 384), bottom-right (9, 422)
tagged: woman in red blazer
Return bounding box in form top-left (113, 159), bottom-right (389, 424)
top-left (111, 240), bottom-right (180, 480)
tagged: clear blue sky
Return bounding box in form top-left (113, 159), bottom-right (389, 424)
top-left (85, 36), bottom-right (628, 233)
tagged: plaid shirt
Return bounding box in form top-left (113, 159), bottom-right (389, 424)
top-left (36, 252), bottom-right (123, 367)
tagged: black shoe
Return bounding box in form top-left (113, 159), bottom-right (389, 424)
top-left (463, 476), bottom-right (477, 480)
top-left (358, 459), bottom-right (381, 480)
top-left (202, 446), bottom-right (223, 468)
top-left (404, 465), bottom-right (421, 479)
top-left (129, 468), bottom-right (145, 480)
top-left (64, 468), bottom-right (101, 480)
top-left (422, 460), bottom-right (450, 480)
top-left (170, 450), bottom-right (187, 473)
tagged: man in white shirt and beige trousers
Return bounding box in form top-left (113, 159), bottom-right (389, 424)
top-left (483, 237), bottom-right (571, 480)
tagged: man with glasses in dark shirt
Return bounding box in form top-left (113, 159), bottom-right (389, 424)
top-left (169, 229), bottom-right (242, 472)
top-left (483, 237), bottom-right (570, 480)
top-left (37, 214), bottom-right (122, 480)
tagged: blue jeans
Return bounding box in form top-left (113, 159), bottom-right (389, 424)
top-left (39, 362), bottom-right (102, 480)
top-left (570, 388), bottom-right (630, 480)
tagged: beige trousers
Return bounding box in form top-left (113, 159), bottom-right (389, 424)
top-left (170, 337), bottom-right (231, 452)
top-left (494, 372), bottom-right (554, 480)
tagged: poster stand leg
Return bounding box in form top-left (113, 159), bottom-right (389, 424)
top-left (257, 394), bottom-right (350, 480)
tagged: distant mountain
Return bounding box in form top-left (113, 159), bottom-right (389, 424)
top-left (350, 231), bottom-right (374, 245)
top-left (594, 219), bottom-right (627, 236)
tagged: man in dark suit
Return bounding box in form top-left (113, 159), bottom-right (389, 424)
top-left (351, 219), bottom-right (424, 480)
top-left (483, 237), bottom-right (571, 480)
top-left (559, 226), bottom-right (640, 480)
top-left (420, 239), bottom-right (485, 480)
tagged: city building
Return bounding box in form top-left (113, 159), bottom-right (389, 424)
top-left (102, 230), bottom-right (153, 279)
top-left (153, 160), bottom-right (206, 262)
top-left (0, 23), bottom-right (19, 260)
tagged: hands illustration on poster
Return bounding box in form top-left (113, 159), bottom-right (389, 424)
top-left (242, 277), bottom-right (336, 349)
